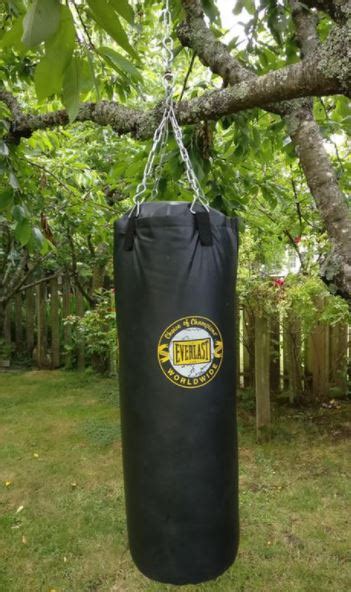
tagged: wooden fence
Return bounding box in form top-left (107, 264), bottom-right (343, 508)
top-left (2, 275), bottom-right (350, 436)
top-left (2, 275), bottom-right (86, 370)
top-left (239, 306), bottom-right (350, 438)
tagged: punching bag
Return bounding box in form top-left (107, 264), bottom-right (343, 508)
top-left (114, 201), bottom-right (239, 585)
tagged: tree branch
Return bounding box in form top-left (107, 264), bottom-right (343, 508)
top-left (1, 21), bottom-right (350, 143)
top-left (3, 253), bottom-right (49, 304)
top-left (18, 272), bottom-right (62, 293)
top-left (301, 0), bottom-right (351, 24)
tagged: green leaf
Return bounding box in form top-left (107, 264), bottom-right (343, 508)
top-left (22, 0), bottom-right (61, 48)
top-left (98, 46), bottom-right (141, 81)
top-left (34, 6), bottom-right (75, 100)
top-left (15, 219), bottom-right (32, 245)
top-left (79, 58), bottom-right (95, 95)
top-left (0, 141), bottom-right (9, 156)
top-left (202, 0), bottom-right (220, 23)
top-left (34, 55), bottom-right (58, 100)
top-left (0, 190), bottom-right (14, 211)
top-left (9, 171), bottom-right (20, 190)
top-left (233, 0), bottom-right (245, 15)
top-left (32, 227), bottom-right (45, 246)
top-left (87, 0), bottom-right (137, 59)
top-left (0, 16), bottom-right (26, 52)
top-left (335, 97), bottom-right (351, 120)
top-left (12, 205), bottom-right (27, 222)
top-left (84, 46), bottom-right (100, 100)
top-left (108, 0), bottom-right (134, 24)
top-left (62, 57), bottom-right (81, 122)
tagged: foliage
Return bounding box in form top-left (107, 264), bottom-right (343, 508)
top-left (237, 230), bottom-right (351, 327)
top-left (280, 276), bottom-right (351, 330)
top-left (64, 289), bottom-right (117, 372)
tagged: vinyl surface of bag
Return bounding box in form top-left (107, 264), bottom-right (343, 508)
top-left (114, 201), bottom-right (239, 585)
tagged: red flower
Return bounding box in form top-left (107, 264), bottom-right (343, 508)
top-left (274, 278), bottom-right (285, 287)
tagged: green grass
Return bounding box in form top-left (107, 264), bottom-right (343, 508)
top-left (0, 371), bottom-right (350, 592)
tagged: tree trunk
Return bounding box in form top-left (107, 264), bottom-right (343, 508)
top-left (286, 107), bottom-right (351, 300)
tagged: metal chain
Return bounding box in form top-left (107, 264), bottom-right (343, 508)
top-left (130, 0), bottom-right (209, 216)
top-left (150, 123), bottom-right (169, 200)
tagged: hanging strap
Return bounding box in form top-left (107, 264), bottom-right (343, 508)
top-left (124, 213), bottom-right (136, 251)
top-left (195, 210), bottom-right (213, 247)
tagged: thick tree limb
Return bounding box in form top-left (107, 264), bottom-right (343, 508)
top-left (302, 0), bottom-right (351, 24)
top-left (0, 90), bottom-right (23, 120)
top-left (290, 0), bottom-right (319, 56)
top-left (286, 107), bottom-right (351, 297)
top-left (0, 21), bottom-right (350, 143)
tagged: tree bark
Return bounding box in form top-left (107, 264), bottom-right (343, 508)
top-left (302, 0), bottom-right (351, 24)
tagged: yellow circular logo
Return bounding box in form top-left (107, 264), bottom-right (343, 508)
top-left (157, 316), bottom-right (223, 389)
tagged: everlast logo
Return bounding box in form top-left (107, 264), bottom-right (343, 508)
top-left (173, 338), bottom-right (211, 366)
top-left (158, 316), bottom-right (223, 389)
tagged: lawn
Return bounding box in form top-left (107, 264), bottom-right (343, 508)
top-left (0, 371), bottom-right (350, 592)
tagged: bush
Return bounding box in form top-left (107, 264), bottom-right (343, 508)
top-left (64, 289), bottom-right (118, 374)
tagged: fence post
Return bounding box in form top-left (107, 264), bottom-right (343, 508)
top-left (304, 330), bottom-right (313, 399)
top-left (4, 301), bottom-right (12, 347)
top-left (236, 304), bottom-right (241, 389)
top-left (50, 277), bottom-right (60, 369)
top-left (15, 292), bottom-right (23, 353)
top-left (285, 313), bottom-right (303, 403)
top-left (36, 282), bottom-right (48, 368)
top-left (283, 322), bottom-right (290, 391)
top-left (270, 314), bottom-right (280, 394)
top-left (309, 310), bottom-right (330, 401)
top-left (76, 288), bottom-right (85, 371)
top-left (26, 288), bottom-right (35, 357)
top-left (243, 307), bottom-right (255, 389)
top-left (62, 275), bottom-right (72, 369)
top-left (330, 322), bottom-right (348, 396)
top-left (255, 312), bottom-right (271, 441)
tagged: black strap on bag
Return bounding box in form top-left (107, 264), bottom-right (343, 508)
top-left (124, 214), bottom-right (137, 251)
top-left (195, 210), bottom-right (213, 246)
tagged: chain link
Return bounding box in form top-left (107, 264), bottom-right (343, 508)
top-left (130, 0), bottom-right (209, 216)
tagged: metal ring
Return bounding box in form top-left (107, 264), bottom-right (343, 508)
top-left (128, 200), bottom-right (143, 218)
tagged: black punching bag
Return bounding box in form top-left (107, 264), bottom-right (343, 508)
top-left (114, 201), bottom-right (239, 585)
